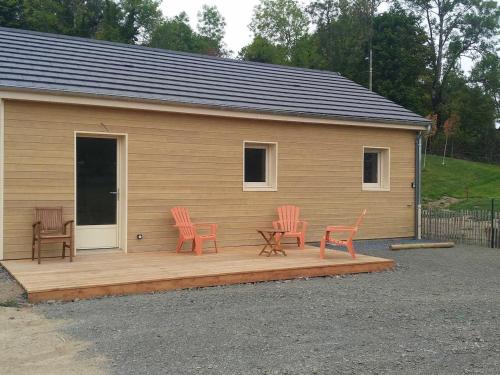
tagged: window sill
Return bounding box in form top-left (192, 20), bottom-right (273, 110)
top-left (362, 185), bottom-right (390, 192)
top-left (243, 185), bottom-right (277, 192)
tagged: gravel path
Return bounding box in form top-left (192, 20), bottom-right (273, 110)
top-left (0, 263), bottom-right (25, 306)
top-left (35, 244), bottom-right (500, 374)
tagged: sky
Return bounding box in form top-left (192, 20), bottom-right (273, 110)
top-left (160, 0), bottom-right (473, 71)
top-left (161, 0), bottom-right (260, 55)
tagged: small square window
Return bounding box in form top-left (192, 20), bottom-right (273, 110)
top-left (245, 148), bottom-right (266, 182)
top-left (243, 142), bottom-right (277, 191)
top-left (363, 152), bottom-right (379, 184)
top-left (362, 147), bottom-right (390, 191)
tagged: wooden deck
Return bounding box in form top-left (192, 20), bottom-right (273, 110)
top-left (1, 245), bottom-right (394, 303)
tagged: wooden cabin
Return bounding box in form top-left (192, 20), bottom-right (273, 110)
top-left (0, 27), bottom-right (430, 261)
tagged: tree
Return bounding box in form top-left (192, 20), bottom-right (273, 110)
top-left (423, 113), bottom-right (438, 168)
top-left (9, 0), bottom-right (162, 44)
top-left (149, 12), bottom-right (198, 52)
top-left (150, 9), bottom-right (228, 57)
top-left (239, 36), bottom-right (288, 64)
top-left (290, 33), bottom-right (327, 69)
top-left (307, 0), bottom-right (378, 86)
top-left (249, 0), bottom-right (309, 59)
top-left (22, 0), bottom-right (66, 34)
top-left (403, 0), bottom-right (500, 128)
top-left (197, 4), bottom-right (227, 56)
top-left (372, 6), bottom-right (432, 115)
top-left (442, 112), bottom-right (459, 163)
top-left (470, 51), bottom-right (500, 121)
top-left (119, 0), bottom-right (162, 44)
top-left (0, 0), bottom-right (24, 28)
top-left (95, 0), bottom-right (125, 42)
top-left (20, 0), bottom-right (104, 37)
top-left (68, 0), bottom-right (106, 37)
top-left (307, 0), bottom-right (340, 70)
top-left (436, 72), bottom-right (499, 162)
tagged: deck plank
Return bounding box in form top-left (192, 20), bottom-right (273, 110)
top-left (1, 245), bottom-right (394, 302)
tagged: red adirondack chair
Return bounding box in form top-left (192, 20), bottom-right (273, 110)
top-left (171, 207), bottom-right (218, 256)
top-left (319, 209), bottom-right (367, 259)
top-left (272, 205), bottom-right (308, 249)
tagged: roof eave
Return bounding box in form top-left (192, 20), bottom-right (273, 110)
top-left (0, 86), bottom-right (431, 130)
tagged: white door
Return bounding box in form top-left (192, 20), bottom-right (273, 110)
top-left (76, 137), bottom-right (119, 249)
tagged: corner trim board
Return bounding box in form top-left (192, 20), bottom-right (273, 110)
top-left (0, 99), bottom-right (4, 260)
top-left (0, 90), bottom-right (426, 131)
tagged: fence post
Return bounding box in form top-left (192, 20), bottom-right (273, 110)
top-left (491, 198), bottom-right (495, 248)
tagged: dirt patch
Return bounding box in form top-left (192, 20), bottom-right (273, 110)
top-left (0, 306), bottom-right (108, 375)
top-left (0, 265), bottom-right (107, 374)
top-left (425, 195), bottom-right (461, 208)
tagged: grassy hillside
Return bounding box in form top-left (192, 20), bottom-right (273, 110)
top-left (422, 155), bottom-right (500, 210)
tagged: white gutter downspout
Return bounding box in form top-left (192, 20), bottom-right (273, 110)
top-left (0, 99), bottom-right (4, 260)
top-left (415, 130), bottom-right (424, 239)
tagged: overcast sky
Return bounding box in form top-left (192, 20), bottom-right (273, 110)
top-left (160, 1), bottom-right (473, 71)
top-left (160, 1), bottom-right (393, 56)
top-left (161, 0), bottom-right (276, 55)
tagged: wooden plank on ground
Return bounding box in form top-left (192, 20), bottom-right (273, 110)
top-left (390, 242), bottom-right (455, 250)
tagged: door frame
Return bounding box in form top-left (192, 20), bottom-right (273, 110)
top-left (74, 131), bottom-right (128, 254)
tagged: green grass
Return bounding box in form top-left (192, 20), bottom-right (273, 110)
top-left (422, 155), bottom-right (500, 210)
top-left (0, 299), bottom-right (19, 308)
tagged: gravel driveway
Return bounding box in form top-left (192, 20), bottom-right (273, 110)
top-left (32, 243), bottom-right (499, 374)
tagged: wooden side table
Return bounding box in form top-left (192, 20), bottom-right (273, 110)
top-left (256, 228), bottom-right (287, 257)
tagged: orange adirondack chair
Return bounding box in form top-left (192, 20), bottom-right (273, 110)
top-left (319, 209), bottom-right (367, 259)
top-left (272, 205), bottom-right (308, 249)
top-left (32, 207), bottom-right (74, 264)
top-left (171, 207), bottom-right (218, 256)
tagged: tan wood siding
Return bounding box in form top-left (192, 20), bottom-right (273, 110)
top-left (3, 100), bottom-right (416, 259)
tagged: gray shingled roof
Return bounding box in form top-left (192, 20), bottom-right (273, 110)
top-left (0, 27), bottom-right (429, 127)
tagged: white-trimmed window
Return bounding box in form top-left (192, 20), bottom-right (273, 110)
top-left (243, 141), bottom-right (277, 191)
top-left (362, 147), bottom-right (390, 191)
